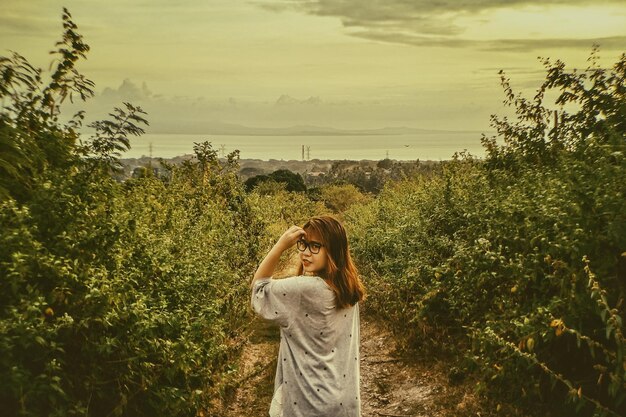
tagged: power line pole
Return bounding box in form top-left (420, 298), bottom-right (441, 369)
top-left (148, 142), bottom-right (154, 176)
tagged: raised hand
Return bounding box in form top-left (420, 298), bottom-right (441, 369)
top-left (275, 225), bottom-right (306, 252)
top-left (253, 225), bottom-right (306, 282)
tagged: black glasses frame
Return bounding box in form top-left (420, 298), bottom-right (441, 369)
top-left (296, 239), bottom-right (323, 254)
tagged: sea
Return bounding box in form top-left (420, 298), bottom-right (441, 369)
top-left (119, 132), bottom-right (490, 161)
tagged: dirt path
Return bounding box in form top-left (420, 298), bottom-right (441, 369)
top-left (219, 314), bottom-right (517, 417)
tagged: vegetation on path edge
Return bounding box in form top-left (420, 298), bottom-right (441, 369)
top-left (1, 9), bottom-right (624, 417)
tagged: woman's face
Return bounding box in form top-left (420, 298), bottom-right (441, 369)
top-left (298, 230), bottom-right (328, 276)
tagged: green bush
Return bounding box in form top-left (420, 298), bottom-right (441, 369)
top-left (247, 183), bottom-right (327, 273)
top-left (347, 51), bottom-right (626, 416)
top-left (244, 169), bottom-right (307, 193)
top-left (0, 11), bottom-right (262, 416)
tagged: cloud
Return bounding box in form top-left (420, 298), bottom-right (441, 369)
top-left (260, 0), bottom-right (626, 50)
top-left (100, 79), bottom-right (153, 101)
top-left (267, 0), bottom-right (625, 17)
top-left (67, 78), bottom-right (493, 133)
top-left (352, 31), bottom-right (626, 52)
top-left (487, 36), bottom-right (626, 52)
top-left (275, 95), bottom-right (322, 106)
top-left (0, 14), bottom-right (59, 38)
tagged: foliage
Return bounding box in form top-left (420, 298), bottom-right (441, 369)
top-left (347, 51), bottom-right (626, 416)
top-left (0, 11), bottom-right (262, 417)
top-left (81, 103), bottom-right (149, 172)
top-left (248, 184), bottom-right (327, 273)
top-left (0, 8), bottom-right (94, 202)
top-left (313, 159), bottom-right (435, 194)
top-left (312, 184), bottom-right (372, 213)
top-left (3, 9), bottom-right (624, 417)
top-left (325, 161), bottom-right (386, 193)
top-left (244, 169), bottom-right (307, 193)
top-left (483, 46), bottom-right (626, 168)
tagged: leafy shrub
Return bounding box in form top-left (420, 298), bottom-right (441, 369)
top-left (314, 184), bottom-right (371, 213)
top-left (347, 51), bottom-right (626, 416)
top-left (0, 11), bottom-right (262, 416)
top-left (247, 183), bottom-right (327, 275)
top-left (244, 169), bottom-right (307, 193)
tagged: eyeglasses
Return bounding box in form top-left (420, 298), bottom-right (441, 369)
top-left (296, 239), bottom-right (323, 254)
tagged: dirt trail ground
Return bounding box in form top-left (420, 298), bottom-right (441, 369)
top-left (220, 312), bottom-right (520, 417)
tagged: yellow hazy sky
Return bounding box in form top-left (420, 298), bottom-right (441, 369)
top-left (2, 0), bottom-right (626, 133)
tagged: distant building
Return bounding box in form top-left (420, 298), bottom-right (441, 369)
top-left (131, 166), bottom-right (162, 179)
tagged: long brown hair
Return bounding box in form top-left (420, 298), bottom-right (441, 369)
top-left (297, 215), bottom-right (366, 309)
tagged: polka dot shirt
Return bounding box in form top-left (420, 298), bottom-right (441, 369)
top-left (252, 275), bottom-right (361, 417)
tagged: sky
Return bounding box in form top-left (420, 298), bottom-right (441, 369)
top-left (2, 0), bottom-right (626, 135)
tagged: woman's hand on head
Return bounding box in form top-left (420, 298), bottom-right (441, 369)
top-left (276, 225), bottom-right (306, 252)
top-left (253, 225), bottom-right (306, 282)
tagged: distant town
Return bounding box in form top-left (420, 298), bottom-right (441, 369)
top-left (118, 154), bottom-right (441, 194)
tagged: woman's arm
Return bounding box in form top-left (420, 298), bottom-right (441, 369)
top-left (252, 225), bottom-right (305, 284)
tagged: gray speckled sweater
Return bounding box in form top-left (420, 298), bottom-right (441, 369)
top-left (251, 275), bottom-right (361, 417)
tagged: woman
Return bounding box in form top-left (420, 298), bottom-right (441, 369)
top-left (251, 215), bottom-right (366, 417)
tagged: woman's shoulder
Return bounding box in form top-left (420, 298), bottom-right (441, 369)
top-left (278, 275), bottom-right (332, 293)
